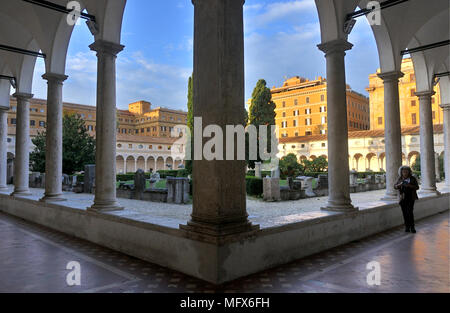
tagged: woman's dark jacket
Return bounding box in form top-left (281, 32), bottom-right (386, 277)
top-left (394, 176), bottom-right (419, 202)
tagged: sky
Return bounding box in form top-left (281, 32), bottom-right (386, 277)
top-left (31, 0), bottom-right (380, 112)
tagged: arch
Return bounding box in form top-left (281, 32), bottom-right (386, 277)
top-left (116, 155), bottom-right (125, 174)
top-left (147, 156), bottom-right (156, 173)
top-left (353, 153), bottom-right (364, 172)
top-left (366, 153), bottom-right (377, 171)
top-left (125, 155), bottom-right (135, 173)
top-left (166, 157), bottom-right (174, 170)
top-left (136, 156), bottom-right (146, 172)
top-left (156, 157), bottom-right (165, 171)
top-left (408, 151), bottom-right (420, 166)
top-left (378, 152), bottom-right (386, 171)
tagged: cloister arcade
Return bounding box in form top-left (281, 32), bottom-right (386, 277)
top-left (0, 0), bottom-right (448, 284)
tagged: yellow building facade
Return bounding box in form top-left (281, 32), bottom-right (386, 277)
top-left (367, 58), bottom-right (442, 130)
top-left (271, 76), bottom-right (370, 139)
top-left (7, 98), bottom-right (187, 139)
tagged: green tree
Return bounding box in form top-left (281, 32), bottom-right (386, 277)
top-left (185, 74), bottom-right (194, 174)
top-left (30, 114), bottom-right (96, 175)
top-left (247, 79), bottom-right (276, 168)
top-left (279, 153), bottom-right (304, 178)
top-left (302, 156), bottom-right (328, 173)
top-left (412, 156), bottom-right (421, 172)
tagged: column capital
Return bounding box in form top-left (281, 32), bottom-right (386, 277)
top-left (89, 40), bottom-right (124, 56)
top-left (377, 70), bottom-right (404, 82)
top-left (191, 0), bottom-right (245, 5)
top-left (42, 73), bottom-right (68, 84)
top-left (13, 92), bottom-right (33, 100)
top-left (415, 90), bottom-right (436, 98)
top-left (317, 39), bottom-right (353, 56)
top-left (440, 103), bottom-right (450, 110)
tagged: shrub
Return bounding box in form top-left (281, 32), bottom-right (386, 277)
top-left (177, 169), bottom-right (190, 177)
top-left (157, 170), bottom-right (179, 178)
top-left (246, 177), bottom-right (263, 196)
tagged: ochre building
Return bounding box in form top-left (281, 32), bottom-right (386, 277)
top-left (7, 98), bottom-right (187, 138)
top-left (270, 76), bottom-right (370, 139)
top-left (367, 57), bottom-right (442, 130)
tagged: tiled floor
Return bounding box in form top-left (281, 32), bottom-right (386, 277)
top-left (0, 209), bottom-right (448, 293)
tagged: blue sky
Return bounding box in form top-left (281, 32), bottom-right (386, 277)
top-left (31, 0), bottom-right (380, 111)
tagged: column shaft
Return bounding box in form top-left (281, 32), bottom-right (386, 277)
top-left (0, 109), bottom-right (8, 191)
top-left (417, 91), bottom-right (439, 195)
top-left (88, 40), bottom-right (124, 212)
top-left (40, 73), bottom-right (68, 202)
top-left (182, 0), bottom-right (257, 237)
top-left (318, 39), bottom-right (357, 212)
top-left (11, 93), bottom-right (33, 196)
top-left (378, 71), bottom-right (404, 201)
top-left (441, 103), bottom-right (450, 190)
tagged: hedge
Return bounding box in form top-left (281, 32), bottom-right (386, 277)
top-left (157, 170), bottom-right (179, 178)
top-left (246, 170), bottom-right (272, 178)
top-left (246, 176), bottom-right (263, 196)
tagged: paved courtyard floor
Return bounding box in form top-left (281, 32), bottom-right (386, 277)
top-left (1, 183), bottom-right (447, 229)
top-left (0, 208), bottom-right (448, 293)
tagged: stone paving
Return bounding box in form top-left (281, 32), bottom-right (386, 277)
top-left (0, 209), bottom-right (448, 293)
top-left (0, 184), bottom-right (447, 229)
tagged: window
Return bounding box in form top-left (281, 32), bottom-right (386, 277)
top-left (11, 118), bottom-right (16, 125)
top-left (412, 113), bottom-right (417, 125)
top-left (149, 145), bottom-right (153, 149)
top-left (301, 144), bottom-right (306, 148)
top-left (281, 121), bottom-right (287, 128)
top-left (294, 99), bottom-right (298, 106)
top-left (432, 111), bottom-right (436, 119)
top-left (411, 100), bottom-right (416, 107)
top-left (39, 121), bottom-right (45, 127)
top-left (128, 144), bottom-right (133, 148)
top-left (295, 132), bottom-right (299, 137)
top-left (30, 120), bottom-right (35, 126)
top-left (320, 106), bottom-right (326, 113)
top-left (321, 143), bottom-right (326, 147)
top-left (293, 110), bottom-right (299, 117)
top-left (410, 74), bottom-right (415, 82)
top-left (40, 109), bottom-right (45, 113)
top-left (305, 108), bottom-right (311, 115)
top-left (293, 120), bottom-right (298, 127)
top-left (378, 117), bottom-right (383, 125)
top-left (305, 131), bottom-right (312, 136)
top-left (321, 116), bottom-right (327, 124)
top-left (320, 129), bottom-right (326, 135)
top-left (306, 97), bottom-right (310, 104)
top-left (282, 101), bottom-right (286, 108)
top-left (117, 144), bottom-right (122, 148)
top-left (321, 95), bottom-right (325, 102)
top-left (305, 118), bottom-right (312, 126)
top-left (410, 89), bottom-right (416, 97)
top-left (282, 112), bottom-right (286, 117)
top-left (88, 125), bottom-right (94, 131)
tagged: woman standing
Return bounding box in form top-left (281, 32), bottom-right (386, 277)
top-left (394, 166), bottom-right (419, 233)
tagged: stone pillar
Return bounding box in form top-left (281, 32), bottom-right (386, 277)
top-left (88, 40), bottom-right (124, 212)
top-left (441, 103), bottom-right (450, 191)
top-left (0, 108), bottom-right (8, 191)
top-left (378, 71), bottom-right (404, 201)
top-left (182, 0), bottom-right (258, 237)
top-left (40, 73), bottom-right (68, 202)
top-left (317, 39), bottom-right (357, 212)
top-left (11, 93), bottom-right (33, 197)
top-left (416, 91), bottom-right (439, 196)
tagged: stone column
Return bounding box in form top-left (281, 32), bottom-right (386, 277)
top-left (440, 103), bottom-right (450, 191)
top-left (416, 91), bottom-right (439, 196)
top-left (317, 39), bottom-right (357, 212)
top-left (40, 73), bottom-right (68, 202)
top-left (378, 71), bottom-right (404, 201)
top-left (182, 0), bottom-right (258, 237)
top-left (88, 40), bottom-right (124, 212)
top-left (11, 93), bottom-right (33, 197)
top-left (0, 108), bottom-right (8, 192)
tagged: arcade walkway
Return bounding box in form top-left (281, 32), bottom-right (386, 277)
top-left (0, 209), bottom-right (448, 293)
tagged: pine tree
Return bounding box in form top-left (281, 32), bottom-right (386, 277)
top-left (30, 114), bottom-right (96, 175)
top-left (185, 74), bottom-right (194, 174)
top-left (247, 79), bottom-right (276, 168)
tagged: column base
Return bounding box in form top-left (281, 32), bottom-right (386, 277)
top-left (87, 200), bottom-right (124, 213)
top-left (418, 189), bottom-right (441, 197)
top-left (381, 192), bottom-right (399, 202)
top-left (180, 219), bottom-right (260, 244)
top-left (40, 194), bottom-right (67, 203)
top-left (11, 190), bottom-right (32, 197)
top-left (0, 186), bottom-right (9, 193)
top-left (321, 204), bottom-right (359, 213)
